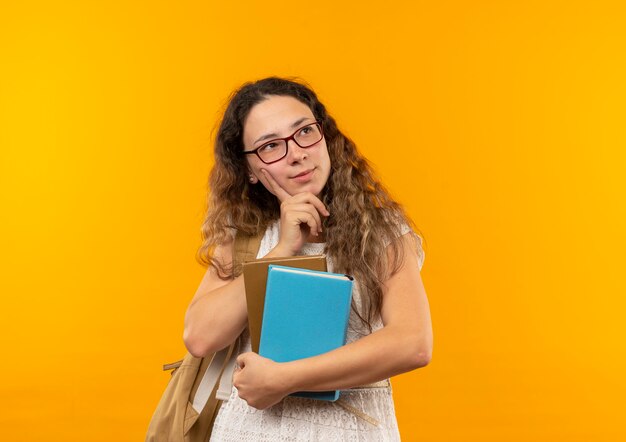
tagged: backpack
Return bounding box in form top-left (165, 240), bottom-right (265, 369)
top-left (145, 231), bottom-right (264, 442)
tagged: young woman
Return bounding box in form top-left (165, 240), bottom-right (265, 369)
top-left (183, 77), bottom-right (433, 441)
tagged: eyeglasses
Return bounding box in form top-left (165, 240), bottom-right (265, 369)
top-left (242, 121), bottom-right (324, 164)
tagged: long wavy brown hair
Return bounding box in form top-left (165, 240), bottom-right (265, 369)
top-left (197, 77), bottom-right (425, 332)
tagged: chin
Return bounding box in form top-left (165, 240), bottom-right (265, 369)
top-left (296, 183), bottom-right (323, 197)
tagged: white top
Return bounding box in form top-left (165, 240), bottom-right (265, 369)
top-left (209, 220), bottom-right (424, 442)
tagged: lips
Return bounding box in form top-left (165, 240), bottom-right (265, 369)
top-left (292, 168), bottom-right (314, 178)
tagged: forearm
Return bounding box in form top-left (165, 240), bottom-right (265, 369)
top-left (281, 325), bottom-right (431, 393)
top-left (183, 275), bottom-right (248, 356)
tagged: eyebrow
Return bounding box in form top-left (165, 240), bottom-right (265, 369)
top-left (253, 117), bottom-right (313, 146)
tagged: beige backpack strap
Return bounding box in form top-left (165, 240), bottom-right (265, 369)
top-left (211, 228), bottom-right (265, 402)
top-left (191, 344), bottom-right (235, 413)
top-left (232, 228), bottom-right (264, 277)
top-left (216, 338), bottom-right (241, 400)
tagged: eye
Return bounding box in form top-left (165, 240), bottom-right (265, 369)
top-left (299, 126), bottom-right (312, 135)
top-left (259, 142), bottom-right (277, 152)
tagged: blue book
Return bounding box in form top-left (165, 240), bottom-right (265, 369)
top-left (259, 264), bottom-right (354, 401)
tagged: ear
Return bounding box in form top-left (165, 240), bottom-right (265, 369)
top-left (246, 166), bottom-right (259, 184)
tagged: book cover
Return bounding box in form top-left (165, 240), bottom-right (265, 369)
top-left (259, 264), bottom-right (353, 401)
top-left (242, 255), bottom-right (327, 354)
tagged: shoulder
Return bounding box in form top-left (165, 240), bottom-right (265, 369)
top-left (407, 230), bottom-right (425, 272)
top-left (384, 218), bottom-right (426, 272)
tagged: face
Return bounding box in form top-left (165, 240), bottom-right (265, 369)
top-left (242, 95), bottom-right (331, 199)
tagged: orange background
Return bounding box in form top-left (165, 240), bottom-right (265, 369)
top-left (1, 1), bottom-right (625, 440)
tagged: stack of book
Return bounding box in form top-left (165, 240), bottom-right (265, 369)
top-left (242, 256), bottom-right (354, 401)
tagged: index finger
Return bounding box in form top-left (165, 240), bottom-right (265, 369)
top-left (260, 168), bottom-right (292, 202)
top-left (285, 191), bottom-right (330, 217)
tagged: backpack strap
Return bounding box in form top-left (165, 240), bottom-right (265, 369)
top-left (191, 228), bottom-right (266, 409)
top-left (232, 229), bottom-right (265, 277)
top-left (191, 342), bottom-right (236, 413)
top-left (217, 228), bottom-right (264, 399)
top-left (216, 339), bottom-right (240, 400)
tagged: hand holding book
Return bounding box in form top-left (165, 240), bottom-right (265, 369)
top-left (232, 351), bottom-right (291, 410)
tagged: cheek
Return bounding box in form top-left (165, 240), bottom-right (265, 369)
top-left (258, 177), bottom-right (276, 196)
top-left (320, 146), bottom-right (332, 172)
top-left (257, 165), bottom-right (288, 194)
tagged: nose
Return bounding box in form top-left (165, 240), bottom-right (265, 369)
top-left (286, 139), bottom-right (308, 164)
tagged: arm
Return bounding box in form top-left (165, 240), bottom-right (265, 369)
top-left (182, 236), bottom-right (249, 357)
top-left (233, 232), bottom-right (433, 409)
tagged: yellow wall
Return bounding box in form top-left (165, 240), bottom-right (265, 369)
top-left (1, 1), bottom-right (624, 440)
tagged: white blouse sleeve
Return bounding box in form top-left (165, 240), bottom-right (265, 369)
top-left (397, 222), bottom-right (425, 272)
